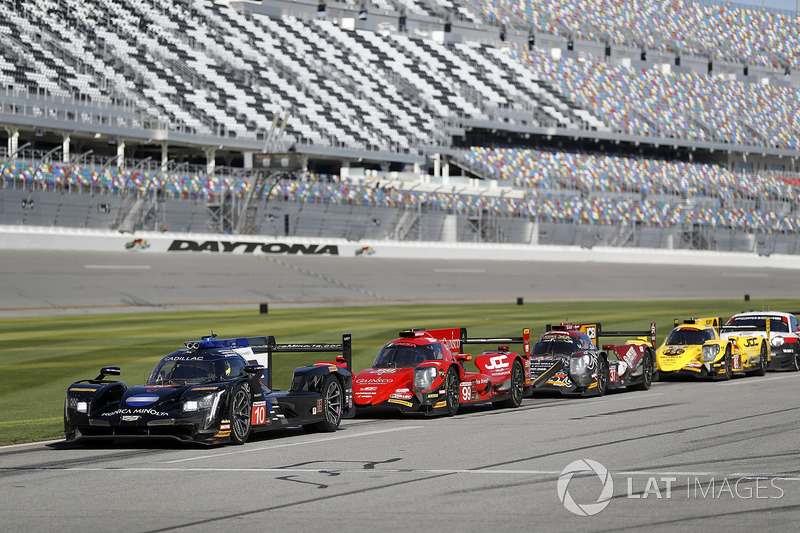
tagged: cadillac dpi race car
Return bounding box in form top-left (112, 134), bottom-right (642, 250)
top-left (721, 312), bottom-right (800, 371)
top-left (656, 317), bottom-right (768, 379)
top-left (528, 322), bottom-right (656, 397)
top-left (64, 333), bottom-right (355, 445)
top-left (353, 327), bottom-right (531, 416)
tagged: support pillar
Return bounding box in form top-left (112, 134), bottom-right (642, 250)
top-left (161, 142), bottom-right (169, 173)
top-left (116, 140), bottom-right (125, 169)
top-left (62, 135), bottom-right (71, 163)
top-left (205, 148), bottom-right (217, 174)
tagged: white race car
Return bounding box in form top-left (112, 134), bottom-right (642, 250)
top-left (721, 312), bottom-right (800, 371)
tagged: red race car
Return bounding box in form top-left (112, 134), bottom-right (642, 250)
top-left (354, 327), bottom-right (531, 416)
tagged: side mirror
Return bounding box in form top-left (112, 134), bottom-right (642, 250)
top-left (455, 353), bottom-right (472, 362)
top-left (336, 355), bottom-right (347, 363)
top-left (100, 366), bottom-right (121, 376)
top-left (244, 365), bottom-right (265, 375)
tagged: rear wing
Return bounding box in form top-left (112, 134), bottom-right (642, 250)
top-left (721, 318), bottom-right (771, 338)
top-left (546, 322), bottom-right (657, 348)
top-left (674, 317), bottom-right (721, 333)
top-left (463, 328), bottom-right (532, 358)
top-left (185, 333), bottom-right (352, 390)
top-left (261, 335), bottom-right (352, 390)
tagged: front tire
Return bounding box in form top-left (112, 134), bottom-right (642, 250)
top-left (629, 349), bottom-right (654, 391)
top-left (445, 367), bottom-right (460, 416)
top-left (718, 346), bottom-right (732, 381)
top-left (595, 357), bottom-right (609, 397)
top-left (495, 360), bottom-right (524, 408)
top-left (229, 383), bottom-right (252, 445)
top-left (304, 375), bottom-right (344, 433)
top-left (752, 342), bottom-right (767, 376)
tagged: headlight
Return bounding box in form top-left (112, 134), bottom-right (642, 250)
top-left (414, 367), bottom-right (438, 392)
top-left (67, 397), bottom-right (89, 413)
top-left (183, 392), bottom-right (217, 412)
top-left (771, 336), bottom-right (784, 347)
top-left (702, 344), bottom-right (720, 362)
top-left (569, 353), bottom-right (590, 376)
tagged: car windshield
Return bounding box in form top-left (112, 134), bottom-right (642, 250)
top-left (665, 327), bottom-right (715, 345)
top-left (147, 356), bottom-right (245, 385)
top-left (532, 334), bottom-right (585, 355)
top-left (725, 316), bottom-right (789, 333)
top-left (372, 342), bottom-right (443, 368)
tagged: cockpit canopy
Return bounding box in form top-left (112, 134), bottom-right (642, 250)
top-left (664, 327), bottom-right (716, 346)
top-left (532, 332), bottom-right (595, 356)
top-left (147, 353), bottom-right (247, 385)
top-left (372, 341), bottom-right (444, 368)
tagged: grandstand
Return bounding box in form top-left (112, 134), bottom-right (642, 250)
top-left (2, 0), bottom-right (800, 255)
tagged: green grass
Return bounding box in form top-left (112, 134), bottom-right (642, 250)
top-left (2, 298), bottom-right (798, 445)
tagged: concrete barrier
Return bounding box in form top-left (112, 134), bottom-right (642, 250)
top-left (1, 224), bottom-right (797, 270)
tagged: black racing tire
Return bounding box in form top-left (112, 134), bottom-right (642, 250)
top-left (229, 382), bottom-right (252, 445)
top-left (629, 349), bottom-right (654, 391)
top-left (304, 375), bottom-right (344, 433)
top-left (792, 352), bottom-right (800, 372)
top-left (495, 360), bottom-right (524, 408)
top-left (752, 342), bottom-right (767, 376)
top-left (445, 366), bottom-right (460, 416)
top-left (719, 346), bottom-right (732, 381)
top-left (595, 357), bottom-right (609, 397)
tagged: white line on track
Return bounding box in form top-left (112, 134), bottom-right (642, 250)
top-left (162, 426), bottom-right (423, 464)
top-left (84, 265), bottom-right (151, 269)
top-left (36, 466), bottom-right (800, 481)
top-left (432, 268), bottom-right (486, 273)
top-left (719, 374), bottom-right (800, 386)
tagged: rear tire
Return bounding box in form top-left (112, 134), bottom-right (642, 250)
top-left (304, 375), bottom-right (343, 433)
top-left (629, 349), bottom-right (654, 391)
top-left (229, 383), bottom-right (252, 445)
top-left (495, 360), bottom-right (524, 408)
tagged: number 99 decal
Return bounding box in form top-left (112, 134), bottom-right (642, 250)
top-left (460, 383), bottom-right (472, 402)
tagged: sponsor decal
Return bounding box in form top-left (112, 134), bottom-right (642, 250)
top-left (163, 356), bottom-right (204, 361)
top-left (168, 240), bottom-right (339, 255)
top-left (609, 367), bottom-right (618, 383)
top-left (433, 400), bottom-right (447, 409)
top-left (355, 246), bottom-right (375, 256)
top-left (623, 346), bottom-right (639, 367)
top-left (663, 347), bottom-right (687, 356)
top-left (125, 238), bottom-right (150, 251)
top-left (103, 408), bottom-right (169, 417)
top-left (375, 368), bottom-right (398, 374)
top-left (219, 422), bottom-right (231, 431)
top-left (356, 378), bottom-right (394, 384)
top-left (191, 386), bottom-right (219, 391)
top-left (360, 387), bottom-right (378, 391)
top-left (126, 394), bottom-right (159, 406)
top-left (388, 398), bottom-right (413, 407)
top-left (484, 355), bottom-right (510, 371)
top-left (121, 415), bottom-right (140, 422)
top-left (69, 387), bottom-right (97, 392)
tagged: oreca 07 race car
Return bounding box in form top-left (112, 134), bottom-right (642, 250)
top-left (656, 317), bottom-right (768, 379)
top-left (721, 311), bottom-right (800, 371)
top-left (353, 327), bottom-right (531, 415)
top-left (64, 333), bottom-right (355, 445)
top-left (528, 322), bottom-right (656, 397)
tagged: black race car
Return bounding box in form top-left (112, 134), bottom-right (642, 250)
top-left (64, 333), bottom-right (354, 445)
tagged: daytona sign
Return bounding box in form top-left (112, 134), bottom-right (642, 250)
top-left (167, 240), bottom-right (339, 255)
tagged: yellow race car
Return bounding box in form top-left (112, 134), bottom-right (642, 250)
top-left (656, 317), bottom-right (768, 380)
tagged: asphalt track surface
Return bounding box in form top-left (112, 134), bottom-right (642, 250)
top-left (1, 250), bottom-right (798, 316)
top-left (2, 250), bottom-right (800, 532)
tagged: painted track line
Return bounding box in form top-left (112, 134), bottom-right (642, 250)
top-left (162, 425), bottom-right (423, 464)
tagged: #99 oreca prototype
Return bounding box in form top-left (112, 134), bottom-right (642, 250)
top-left (353, 327), bottom-right (531, 416)
top-left (64, 333), bottom-right (355, 445)
top-left (528, 322), bottom-right (657, 396)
